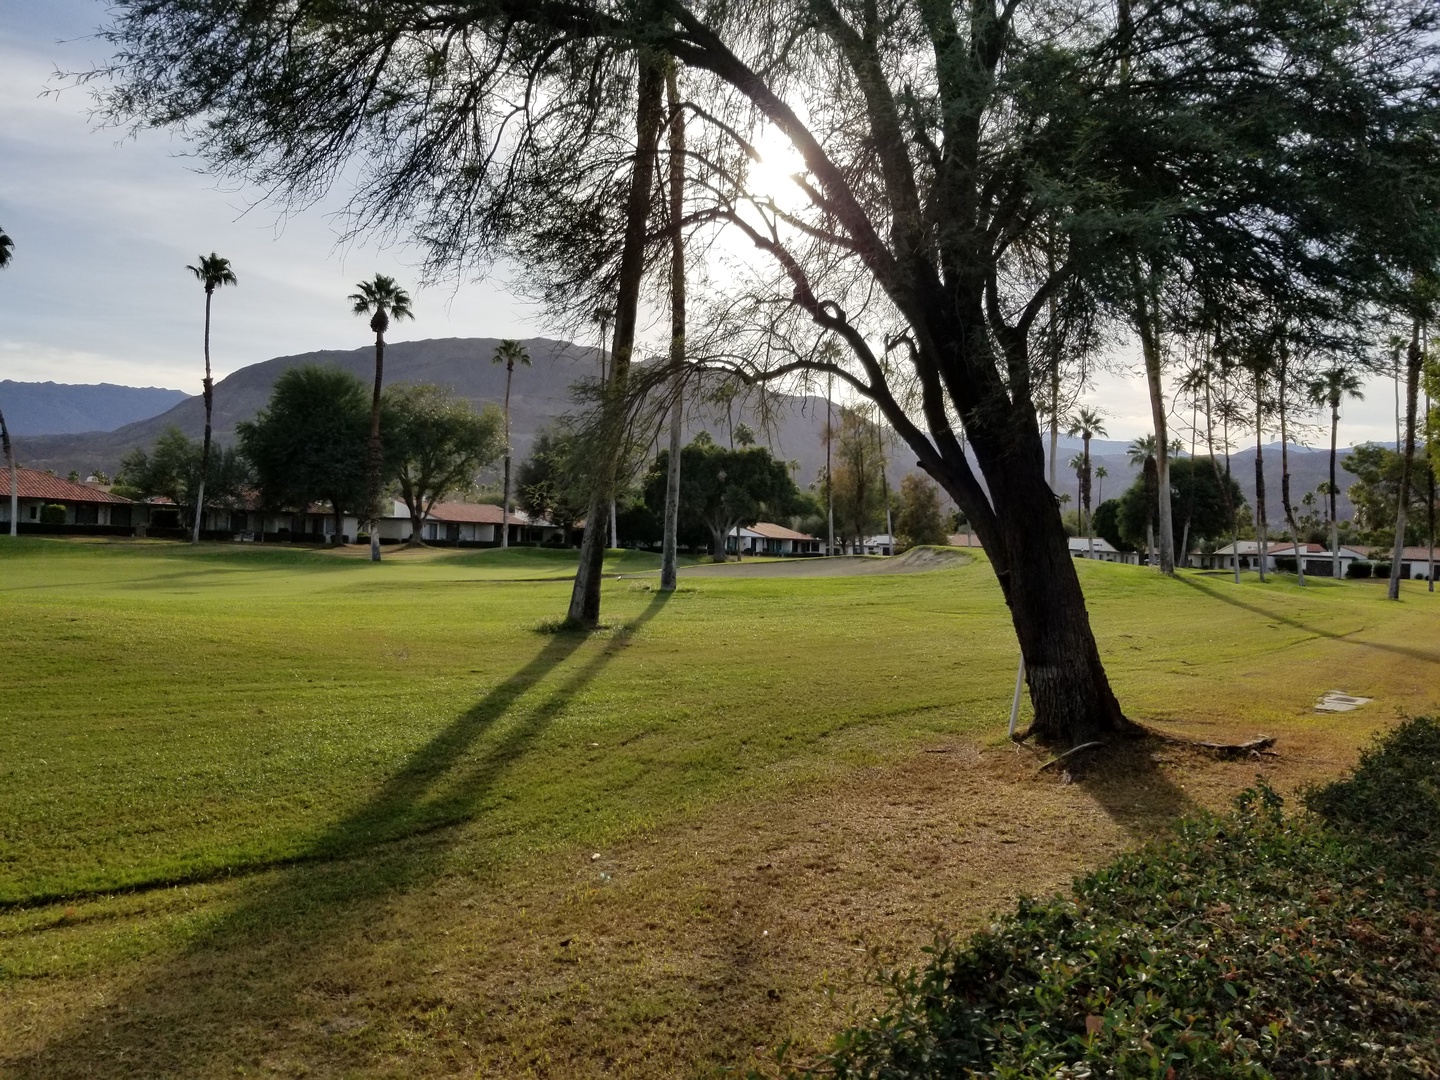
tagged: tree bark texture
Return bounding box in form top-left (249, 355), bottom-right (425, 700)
top-left (566, 45), bottom-right (665, 626)
top-left (1135, 275), bottom-right (1174, 575)
top-left (660, 63), bottom-right (685, 593)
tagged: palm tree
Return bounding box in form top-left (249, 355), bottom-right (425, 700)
top-left (0, 226), bottom-right (13, 268)
top-left (349, 274), bottom-right (414, 562)
top-left (1094, 465), bottom-right (1108, 507)
top-left (1127, 435), bottom-right (1159, 567)
top-left (185, 253), bottom-right (237, 544)
top-left (1067, 451), bottom-right (1086, 540)
top-left (1307, 365), bottom-right (1364, 579)
top-left (1067, 406), bottom-right (1107, 558)
top-left (491, 339), bottom-right (532, 549)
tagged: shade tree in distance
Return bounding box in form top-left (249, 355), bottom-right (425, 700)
top-left (895, 473), bottom-right (949, 551)
top-left (385, 384), bottom-right (504, 544)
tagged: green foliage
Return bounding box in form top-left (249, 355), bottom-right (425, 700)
top-left (516, 424), bottom-right (588, 528)
top-left (1117, 457), bottom-right (1244, 552)
top-left (384, 383), bottom-right (503, 526)
top-left (1092, 499), bottom-right (1127, 552)
top-left (828, 408), bottom-right (887, 549)
top-left (1342, 443), bottom-right (1431, 546)
top-left (1346, 560), bottom-right (1373, 579)
top-left (894, 474), bottom-right (948, 551)
top-left (38, 504), bottom-right (66, 525)
top-left (642, 438), bottom-right (802, 560)
top-left (792, 719), bottom-right (1440, 1079)
top-left (116, 427), bottom-right (250, 521)
top-left (236, 366), bottom-right (370, 517)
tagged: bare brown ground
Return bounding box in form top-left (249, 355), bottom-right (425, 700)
top-left (0, 723), bottom-right (1367, 1080)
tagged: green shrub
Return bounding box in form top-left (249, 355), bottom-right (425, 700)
top-left (1346, 560), bottom-right (1372, 579)
top-left (1274, 556), bottom-right (1297, 573)
top-left (1372, 561), bottom-right (1392, 578)
top-left (39, 504), bottom-right (67, 525)
top-left (784, 719), bottom-right (1440, 1079)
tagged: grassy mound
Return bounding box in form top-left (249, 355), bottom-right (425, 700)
top-left (787, 718), bottom-right (1440, 1078)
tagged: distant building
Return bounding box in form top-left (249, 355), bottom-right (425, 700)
top-left (0, 467), bottom-right (136, 531)
top-left (728, 522), bottom-right (821, 556)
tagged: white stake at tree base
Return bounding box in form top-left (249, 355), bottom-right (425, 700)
top-left (1008, 654), bottom-right (1026, 739)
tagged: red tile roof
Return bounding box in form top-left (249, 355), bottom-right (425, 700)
top-left (0, 467), bottom-right (133, 504)
top-left (748, 521), bottom-right (816, 541)
top-left (427, 502), bottom-right (549, 527)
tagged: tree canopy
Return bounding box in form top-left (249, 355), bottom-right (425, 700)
top-left (642, 439), bottom-right (801, 561)
top-left (384, 384), bottom-right (504, 539)
top-left (1116, 457), bottom-right (1245, 555)
top-left (116, 427), bottom-right (249, 525)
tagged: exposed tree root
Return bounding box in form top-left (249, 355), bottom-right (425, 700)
top-left (1145, 729), bottom-right (1278, 759)
top-left (1037, 741), bottom-right (1106, 772)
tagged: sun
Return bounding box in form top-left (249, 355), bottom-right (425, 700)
top-left (743, 123), bottom-right (810, 210)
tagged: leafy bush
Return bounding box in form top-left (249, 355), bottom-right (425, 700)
top-left (783, 720), bottom-right (1440, 1079)
top-left (1274, 556), bottom-right (1297, 573)
top-left (1372, 561), bottom-right (1392, 579)
top-left (1346, 560), bottom-right (1372, 579)
top-left (39, 504), bottom-right (67, 525)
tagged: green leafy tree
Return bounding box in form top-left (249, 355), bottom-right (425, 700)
top-left (642, 439), bottom-right (801, 562)
top-left (1117, 458), bottom-right (1245, 556)
top-left (1092, 499), bottom-right (1126, 553)
top-left (0, 226), bottom-right (12, 269)
top-left (516, 425), bottom-right (587, 530)
top-left (236, 366), bottom-right (370, 540)
top-left (1342, 443), bottom-right (1430, 548)
top-left (827, 407), bottom-right (886, 553)
top-left (385, 384), bottom-right (504, 543)
top-left (117, 427), bottom-right (249, 527)
top-left (349, 274), bottom-right (414, 561)
top-left (490, 339), bottom-right (532, 549)
top-left (185, 252), bottom-right (237, 544)
top-left (895, 473), bottom-right (948, 551)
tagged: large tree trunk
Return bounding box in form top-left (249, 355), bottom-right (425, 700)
top-left (660, 63), bottom-right (685, 594)
top-left (368, 328), bottom-right (386, 564)
top-left (1389, 325), bottom-right (1421, 600)
top-left (1135, 269), bottom-right (1175, 575)
top-left (1254, 396), bottom-right (1268, 583)
top-left (565, 46), bottom-right (665, 626)
top-left (192, 288), bottom-right (214, 545)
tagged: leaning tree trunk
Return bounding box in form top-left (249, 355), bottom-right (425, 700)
top-left (367, 318), bottom-right (387, 563)
top-left (660, 62), bottom-right (685, 594)
top-left (192, 287), bottom-right (214, 545)
top-left (1389, 325), bottom-right (1422, 600)
top-left (1, 409), bottom-right (16, 536)
top-left (566, 46), bottom-right (665, 627)
top-left (1135, 269), bottom-right (1175, 575)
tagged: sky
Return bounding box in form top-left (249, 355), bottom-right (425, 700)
top-left (0, 0), bottom-right (1412, 448)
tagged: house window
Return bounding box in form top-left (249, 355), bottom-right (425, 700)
top-left (28, 505), bottom-right (37, 520)
top-left (111, 505), bottom-right (132, 527)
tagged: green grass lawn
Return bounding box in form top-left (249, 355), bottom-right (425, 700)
top-left (1, 537), bottom-right (1437, 1077)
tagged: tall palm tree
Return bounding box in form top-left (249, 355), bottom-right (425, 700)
top-left (186, 253), bottom-right (237, 544)
top-left (1067, 406), bottom-right (1107, 557)
top-left (0, 226), bottom-right (13, 268)
top-left (349, 274), bottom-right (414, 562)
top-left (1307, 365), bottom-right (1364, 579)
top-left (1127, 435), bottom-right (1159, 567)
top-left (491, 339), bottom-right (531, 549)
top-left (1094, 465), bottom-right (1108, 507)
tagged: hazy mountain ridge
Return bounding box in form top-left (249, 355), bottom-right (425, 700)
top-left (0, 381), bottom-right (190, 436)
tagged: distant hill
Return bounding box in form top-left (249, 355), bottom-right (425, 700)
top-left (0, 381), bottom-right (190, 436)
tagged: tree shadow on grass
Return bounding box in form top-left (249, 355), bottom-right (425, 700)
top-left (10, 592), bottom-right (672, 1078)
top-left (1176, 575), bottom-right (1440, 667)
top-left (1075, 737), bottom-right (1201, 840)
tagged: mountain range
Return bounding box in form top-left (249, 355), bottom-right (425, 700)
top-left (5, 336), bottom-right (1370, 522)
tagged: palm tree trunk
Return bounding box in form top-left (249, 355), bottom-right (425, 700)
top-left (1, 409), bottom-right (17, 537)
top-left (192, 288), bottom-right (214, 544)
top-left (1255, 390), bottom-right (1268, 583)
top-left (826, 372), bottom-right (835, 556)
top-left (566, 44), bottom-right (664, 626)
top-left (1277, 352), bottom-right (1304, 585)
top-left (501, 363), bottom-right (513, 549)
top-left (368, 329), bottom-right (385, 562)
top-left (1389, 324), bottom-right (1421, 600)
top-left (660, 63), bottom-right (685, 593)
top-left (1330, 403), bottom-right (1340, 579)
top-left (1082, 434), bottom-right (1094, 558)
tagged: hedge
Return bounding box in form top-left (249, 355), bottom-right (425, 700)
top-left (780, 718), bottom-right (1440, 1079)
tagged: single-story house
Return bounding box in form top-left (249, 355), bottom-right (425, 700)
top-left (1352, 544), bottom-right (1439, 581)
top-left (410, 502), bottom-right (564, 546)
top-left (1067, 536), bottom-right (1133, 563)
top-left (1198, 541), bottom-right (1368, 577)
top-left (862, 533), bottom-right (896, 556)
top-left (0, 467), bottom-right (136, 531)
top-left (728, 522), bottom-right (821, 556)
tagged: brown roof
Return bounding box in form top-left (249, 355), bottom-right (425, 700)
top-left (0, 467), bottom-right (133, 504)
top-left (946, 532), bottom-right (986, 548)
top-left (748, 521), bottom-right (816, 541)
top-left (427, 502), bottom-right (548, 527)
